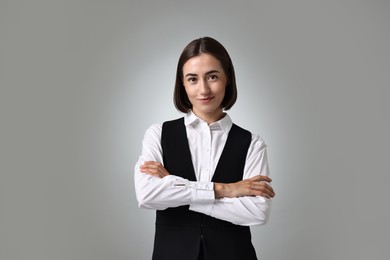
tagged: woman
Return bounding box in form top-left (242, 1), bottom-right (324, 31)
top-left (134, 37), bottom-right (275, 260)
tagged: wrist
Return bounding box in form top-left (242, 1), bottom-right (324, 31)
top-left (214, 183), bottom-right (232, 199)
top-left (214, 183), bottom-right (223, 199)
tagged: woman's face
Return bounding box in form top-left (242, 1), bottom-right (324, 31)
top-left (182, 53), bottom-right (227, 123)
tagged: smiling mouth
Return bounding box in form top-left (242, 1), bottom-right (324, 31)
top-left (198, 97), bottom-right (214, 103)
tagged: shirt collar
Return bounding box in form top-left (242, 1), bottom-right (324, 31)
top-left (184, 110), bottom-right (199, 126)
top-left (184, 111), bottom-right (233, 135)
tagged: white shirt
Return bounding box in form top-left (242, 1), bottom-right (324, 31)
top-left (134, 112), bottom-right (271, 226)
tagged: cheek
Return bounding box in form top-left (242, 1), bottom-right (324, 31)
top-left (183, 85), bottom-right (194, 99)
top-left (185, 82), bottom-right (196, 90)
top-left (218, 84), bottom-right (227, 96)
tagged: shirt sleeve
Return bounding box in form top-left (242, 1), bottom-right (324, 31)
top-left (189, 134), bottom-right (272, 226)
top-left (134, 124), bottom-right (215, 210)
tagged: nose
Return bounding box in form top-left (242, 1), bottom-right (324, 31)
top-left (199, 79), bottom-right (210, 95)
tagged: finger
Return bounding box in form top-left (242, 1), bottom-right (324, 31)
top-left (251, 189), bottom-right (273, 199)
top-left (248, 175), bottom-right (272, 183)
top-left (143, 161), bottom-right (162, 167)
top-left (144, 163), bottom-right (166, 173)
top-left (140, 164), bottom-right (157, 170)
top-left (142, 163), bottom-right (161, 171)
top-left (140, 165), bottom-right (159, 174)
top-left (261, 184), bottom-right (275, 197)
top-left (253, 181), bottom-right (274, 191)
top-left (261, 193), bottom-right (271, 199)
top-left (141, 162), bottom-right (169, 178)
top-left (258, 175), bottom-right (272, 182)
top-left (251, 183), bottom-right (275, 197)
top-left (140, 165), bottom-right (149, 173)
top-left (143, 161), bottom-right (157, 164)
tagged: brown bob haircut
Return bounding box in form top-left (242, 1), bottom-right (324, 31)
top-left (174, 37), bottom-right (237, 113)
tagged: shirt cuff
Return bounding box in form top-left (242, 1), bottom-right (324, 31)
top-left (187, 181), bottom-right (214, 191)
top-left (188, 181), bottom-right (214, 202)
top-left (186, 181), bottom-right (215, 215)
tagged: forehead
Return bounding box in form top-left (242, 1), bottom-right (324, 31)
top-left (182, 54), bottom-right (224, 74)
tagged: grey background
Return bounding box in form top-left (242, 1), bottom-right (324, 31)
top-left (1, 0), bottom-right (389, 259)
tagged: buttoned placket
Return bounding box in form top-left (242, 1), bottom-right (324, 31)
top-left (199, 122), bottom-right (212, 182)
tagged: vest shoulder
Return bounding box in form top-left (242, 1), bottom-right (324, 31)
top-left (232, 123), bottom-right (251, 136)
top-left (162, 117), bottom-right (184, 128)
top-left (233, 124), bottom-right (268, 148)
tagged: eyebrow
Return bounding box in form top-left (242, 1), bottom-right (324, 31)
top-left (184, 70), bottom-right (221, 78)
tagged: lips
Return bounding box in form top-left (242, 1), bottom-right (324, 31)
top-left (198, 97), bottom-right (214, 103)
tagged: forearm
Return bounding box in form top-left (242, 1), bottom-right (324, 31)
top-left (134, 124), bottom-right (215, 209)
top-left (213, 182), bottom-right (247, 198)
top-left (135, 167), bottom-right (214, 210)
top-left (191, 137), bottom-right (274, 225)
top-left (214, 174), bottom-right (274, 199)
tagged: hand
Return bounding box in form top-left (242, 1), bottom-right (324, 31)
top-left (140, 161), bottom-right (170, 178)
top-left (215, 175), bottom-right (275, 199)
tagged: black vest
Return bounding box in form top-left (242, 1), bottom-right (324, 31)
top-left (152, 118), bottom-right (257, 260)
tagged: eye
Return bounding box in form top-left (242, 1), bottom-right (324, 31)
top-left (208, 74), bottom-right (218, 81)
top-left (187, 77), bottom-right (198, 84)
